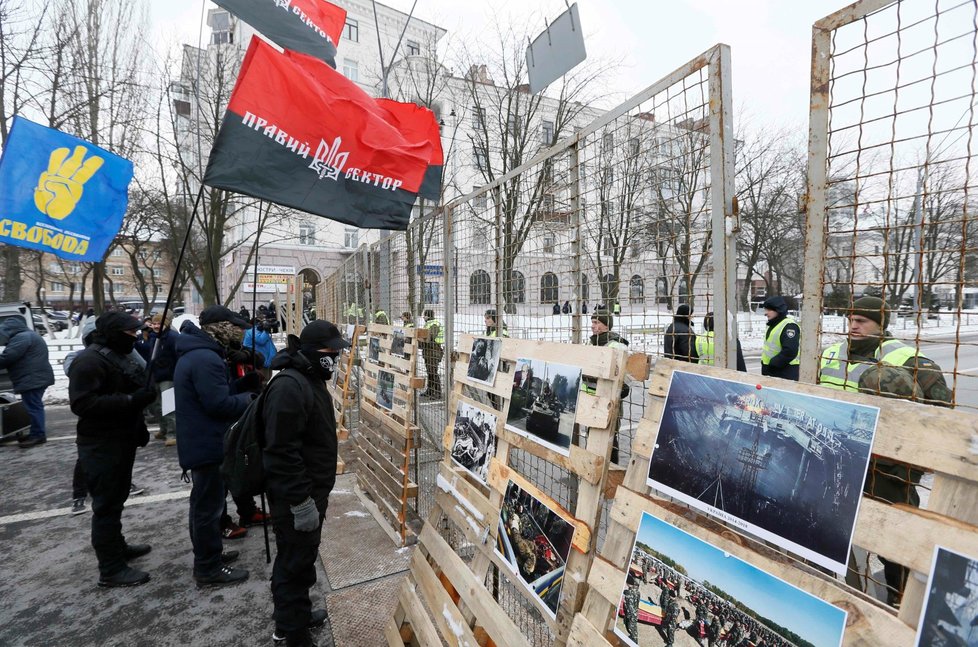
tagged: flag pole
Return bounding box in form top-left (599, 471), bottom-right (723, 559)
top-left (249, 200), bottom-right (266, 367)
top-left (145, 184), bottom-right (206, 384)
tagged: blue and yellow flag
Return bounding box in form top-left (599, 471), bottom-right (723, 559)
top-left (0, 116), bottom-right (134, 261)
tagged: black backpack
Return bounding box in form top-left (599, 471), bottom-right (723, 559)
top-left (221, 369), bottom-right (305, 499)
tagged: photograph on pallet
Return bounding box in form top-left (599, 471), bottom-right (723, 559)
top-left (390, 329), bottom-right (406, 357)
top-left (647, 370), bottom-right (879, 574)
top-left (494, 479), bottom-right (575, 619)
top-left (505, 358), bottom-right (582, 456)
top-left (466, 337), bottom-right (502, 386)
top-left (915, 545), bottom-right (978, 647)
top-left (449, 400), bottom-right (497, 483)
top-left (368, 337), bottom-right (380, 362)
top-left (344, 324), bottom-right (354, 340)
top-left (614, 511), bottom-right (847, 647)
top-left (377, 370), bottom-right (395, 411)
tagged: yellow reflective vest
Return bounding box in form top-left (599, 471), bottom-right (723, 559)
top-left (695, 331), bottom-right (714, 365)
top-left (761, 316), bottom-right (800, 367)
top-left (819, 339), bottom-right (921, 391)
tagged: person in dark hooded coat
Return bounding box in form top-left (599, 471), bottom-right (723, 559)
top-left (0, 316), bottom-right (55, 447)
top-left (760, 295), bottom-right (800, 381)
top-left (262, 320), bottom-right (349, 647)
top-left (663, 304), bottom-right (698, 362)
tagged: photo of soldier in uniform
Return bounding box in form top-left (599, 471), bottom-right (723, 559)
top-left (390, 330), bottom-right (406, 357)
top-left (614, 511), bottom-right (846, 647)
top-left (450, 400), bottom-right (497, 483)
top-left (647, 370), bottom-right (879, 574)
top-left (466, 337), bottom-right (501, 386)
top-left (377, 370), bottom-right (395, 411)
top-left (505, 358), bottom-right (581, 456)
top-left (368, 336), bottom-right (380, 362)
top-left (915, 546), bottom-right (978, 647)
top-left (495, 480), bottom-right (575, 618)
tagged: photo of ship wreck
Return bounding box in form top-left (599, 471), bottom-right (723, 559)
top-left (647, 371), bottom-right (879, 573)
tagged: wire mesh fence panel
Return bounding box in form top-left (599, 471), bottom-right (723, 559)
top-left (802, 0), bottom-right (978, 606)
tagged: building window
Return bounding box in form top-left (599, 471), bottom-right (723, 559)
top-left (50, 282), bottom-right (64, 292)
top-left (629, 275), bottom-right (645, 303)
top-left (473, 187), bottom-right (487, 212)
top-left (68, 263), bottom-right (80, 274)
top-left (406, 40), bottom-right (420, 56)
top-left (424, 281), bottom-right (440, 304)
top-left (540, 272), bottom-right (559, 303)
top-left (473, 146), bottom-right (488, 171)
top-left (601, 235), bottom-right (614, 257)
top-left (344, 227), bottom-right (359, 248)
top-left (111, 248), bottom-right (123, 257)
top-left (153, 268), bottom-right (162, 278)
top-left (510, 271), bottom-right (526, 303)
top-left (111, 266), bottom-right (124, 276)
top-left (173, 99), bottom-right (191, 117)
top-left (299, 223), bottom-right (316, 245)
top-left (629, 137), bottom-right (640, 156)
top-left (471, 106), bottom-right (486, 129)
top-left (580, 273), bottom-right (590, 301)
top-left (543, 233), bottom-right (556, 254)
top-left (601, 273), bottom-right (617, 300)
top-left (344, 18), bottom-right (358, 42)
top-left (602, 132), bottom-right (613, 151)
top-left (469, 270), bottom-right (491, 305)
top-left (656, 277), bottom-right (669, 303)
top-left (541, 193), bottom-right (555, 214)
top-left (541, 120), bottom-right (554, 144)
top-left (343, 59), bottom-right (359, 83)
top-left (507, 115), bottom-right (517, 138)
top-left (210, 11), bottom-right (232, 45)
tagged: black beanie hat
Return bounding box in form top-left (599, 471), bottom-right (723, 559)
top-left (591, 308), bottom-right (613, 329)
top-left (95, 311), bottom-right (142, 335)
top-left (850, 296), bottom-right (889, 329)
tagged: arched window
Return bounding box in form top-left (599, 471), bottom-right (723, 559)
top-left (540, 272), bottom-right (559, 303)
top-left (510, 271), bottom-right (526, 303)
top-left (678, 278), bottom-right (689, 305)
top-left (656, 277), bottom-right (669, 304)
top-left (470, 270), bottom-right (491, 305)
top-left (601, 273), bottom-right (617, 300)
top-left (580, 274), bottom-right (590, 301)
top-left (629, 275), bottom-right (644, 303)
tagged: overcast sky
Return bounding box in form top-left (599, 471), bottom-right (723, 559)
top-left (150, 0), bottom-right (855, 132)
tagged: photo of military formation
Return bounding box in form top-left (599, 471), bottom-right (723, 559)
top-left (614, 512), bottom-right (846, 647)
top-left (495, 480), bottom-right (575, 617)
top-left (647, 371), bottom-right (879, 573)
top-left (916, 546), bottom-right (978, 647)
top-left (449, 400), bottom-right (497, 483)
top-left (377, 370), bottom-right (395, 410)
top-left (506, 358), bottom-right (582, 454)
top-left (466, 337), bottom-right (501, 386)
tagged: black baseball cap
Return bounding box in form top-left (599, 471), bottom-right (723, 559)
top-left (299, 320), bottom-right (350, 351)
top-left (199, 305), bottom-right (251, 328)
top-left (96, 311), bottom-right (143, 334)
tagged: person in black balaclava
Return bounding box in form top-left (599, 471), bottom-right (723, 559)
top-left (68, 311), bottom-right (157, 587)
top-left (663, 304), bottom-right (698, 362)
top-left (262, 320), bottom-right (349, 647)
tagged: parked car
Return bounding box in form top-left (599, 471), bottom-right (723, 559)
top-left (0, 303), bottom-right (35, 440)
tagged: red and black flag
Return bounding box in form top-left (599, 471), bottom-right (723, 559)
top-left (376, 99), bottom-right (443, 201)
top-left (211, 0), bottom-right (346, 68)
top-left (203, 38), bottom-right (438, 230)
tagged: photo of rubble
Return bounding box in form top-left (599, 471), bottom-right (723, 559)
top-left (614, 511), bottom-right (846, 647)
top-left (390, 329), bottom-right (405, 357)
top-left (647, 370), bottom-right (879, 574)
top-left (368, 336), bottom-right (380, 362)
top-left (506, 358), bottom-right (581, 456)
top-left (466, 337), bottom-right (502, 386)
top-left (495, 480), bottom-right (575, 618)
top-left (377, 370), bottom-right (395, 410)
top-left (916, 546), bottom-right (978, 647)
top-left (449, 400), bottom-right (497, 483)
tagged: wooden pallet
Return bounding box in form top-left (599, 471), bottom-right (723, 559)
top-left (328, 324), bottom-right (364, 441)
top-left (575, 358), bottom-right (978, 647)
top-left (387, 335), bottom-right (630, 647)
top-left (354, 323), bottom-right (427, 546)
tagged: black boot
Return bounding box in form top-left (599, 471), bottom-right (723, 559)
top-left (123, 543), bottom-right (152, 560)
top-left (194, 565), bottom-right (249, 587)
top-left (98, 566), bottom-right (150, 588)
top-left (285, 629), bottom-right (317, 647)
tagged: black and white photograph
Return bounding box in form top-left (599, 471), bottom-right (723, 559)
top-left (344, 324), bottom-right (355, 341)
top-left (466, 337), bottom-right (502, 386)
top-left (494, 480), bottom-right (575, 618)
top-left (915, 546), bottom-right (978, 647)
top-left (613, 511), bottom-right (846, 647)
top-left (449, 400), bottom-right (497, 483)
top-left (377, 370), bottom-right (395, 411)
top-left (368, 336), bottom-right (380, 363)
top-left (647, 370), bottom-right (880, 574)
top-left (506, 358), bottom-right (581, 456)
top-left (390, 329), bottom-right (406, 357)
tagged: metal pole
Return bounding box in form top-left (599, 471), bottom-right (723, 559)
top-left (494, 186), bottom-right (503, 335)
top-left (569, 138), bottom-right (583, 344)
top-left (443, 205), bottom-right (455, 422)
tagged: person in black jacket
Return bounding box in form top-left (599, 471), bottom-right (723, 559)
top-left (760, 295), bottom-right (800, 381)
top-left (174, 305), bottom-right (256, 587)
top-left (0, 317), bottom-right (55, 448)
top-left (663, 304), bottom-right (698, 362)
top-left (135, 313), bottom-right (179, 443)
top-left (263, 320), bottom-right (349, 647)
top-left (68, 312), bottom-right (157, 587)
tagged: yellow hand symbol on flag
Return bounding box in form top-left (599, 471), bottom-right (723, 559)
top-left (34, 146), bottom-right (105, 220)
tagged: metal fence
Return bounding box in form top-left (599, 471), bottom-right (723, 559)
top-left (801, 0), bottom-right (978, 604)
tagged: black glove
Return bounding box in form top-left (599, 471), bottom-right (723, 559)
top-left (130, 387), bottom-right (156, 410)
top-left (234, 371), bottom-right (263, 394)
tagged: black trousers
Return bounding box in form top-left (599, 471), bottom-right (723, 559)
top-left (189, 464), bottom-right (225, 576)
top-left (271, 507), bottom-right (325, 638)
top-left (77, 440), bottom-right (136, 577)
top-left (72, 456), bottom-right (87, 500)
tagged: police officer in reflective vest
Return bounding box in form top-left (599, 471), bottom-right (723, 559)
top-left (373, 309), bottom-right (389, 325)
top-left (400, 312), bottom-right (414, 328)
top-left (584, 309), bottom-right (629, 462)
top-left (420, 309), bottom-right (444, 398)
top-left (484, 309), bottom-right (509, 338)
top-left (697, 312), bottom-right (747, 371)
top-left (818, 295), bottom-right (950, 604)
top-left (760, 296), bottom-right (800, 381)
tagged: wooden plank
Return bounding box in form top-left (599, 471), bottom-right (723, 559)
top-left (625, 351), bottom-right (650, 382)
top-left (336, 456), bottom-right (346, 475)
top-left (436, 462), bottom-right (497, 532)
top-left (358, 424), bottom-right (413, 488)
top-left (357, 457), bottom-right (406, 528)
top-left (458, 333), bottom-right (622, 381)
top-left (361, 400), bottom-right (414, 445)
top-left (410, 550), bottom-right (482, 647)
top-left (487, 460), bottom-right (592, 554)
top-left (602, 465), bottom-right (625, 499)
top-left (565, 613), bottom-right (613, 647)
top-left (383, 618), bottom-right (406, 647)
top-left (419, 523), bottom-right (533, 647)
top-left (396, 579), bottom-right (443, 647)
top-left (356, 439), bottom-right (418, 500)
top-left (494, 426), bottom-right (605, 485)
